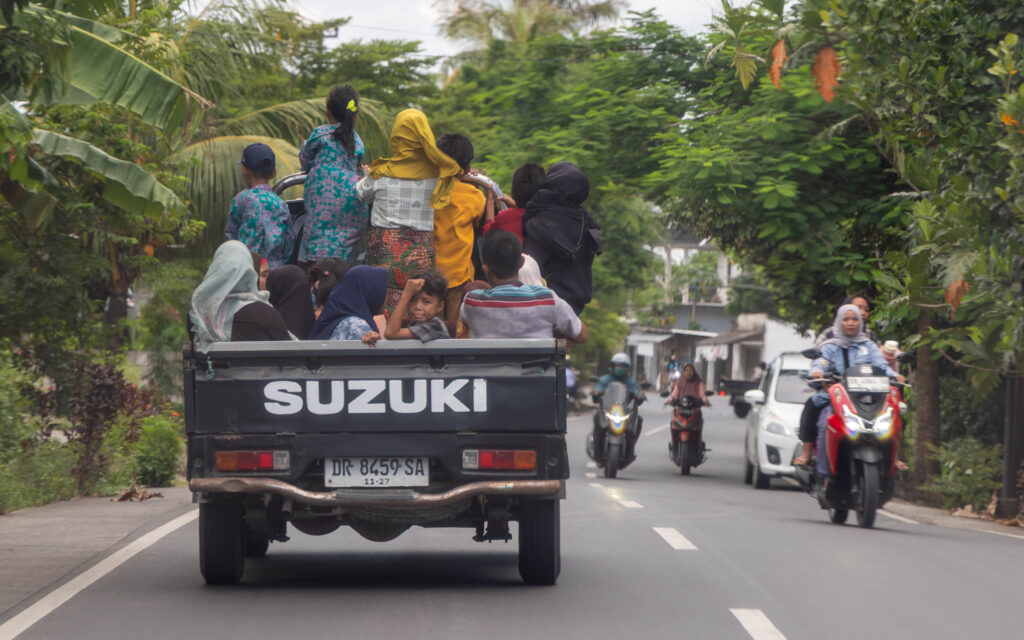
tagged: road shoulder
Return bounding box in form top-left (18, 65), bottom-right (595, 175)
top-left (0, 486), bottom-right (194, 621)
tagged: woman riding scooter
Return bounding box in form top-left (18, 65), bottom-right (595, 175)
top-left (793, 304), bottom-right (906, 470)
top-left (665, 363), bottom-right (710, 452)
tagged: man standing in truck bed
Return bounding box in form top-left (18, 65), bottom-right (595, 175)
top-left (461, 230), bottom-right (588, 343)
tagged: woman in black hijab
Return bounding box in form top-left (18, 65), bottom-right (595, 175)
top-left (522, 162), bottom-right (601, 315)
top-left (266, 265), bottom-right (315, 339)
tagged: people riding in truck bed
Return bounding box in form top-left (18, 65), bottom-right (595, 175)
top-left (384, 271), bottom-right (453, 342)
top-left (224, 143), bottom-right (295, 269)
top-left (299, 85), bottom-right (369, 263)
top-left (189, 240), bottom-right (292, 351)
top-left (266, 265), bottom-right (315, 340)
top-left (308, 265), bottom-right (387, 345)
top-left (356, 109), bottom-right (462, 312)
top-left (522, 162), bottom-right (601, 315)
top-left (431, 133), bottom-right (494, 326)
top-left (460, 230), bottom-right (587, 343)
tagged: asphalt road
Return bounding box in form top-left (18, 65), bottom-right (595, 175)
top-left (6, 401), bottom-right (1023, 640)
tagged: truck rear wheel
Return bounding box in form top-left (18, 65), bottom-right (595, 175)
top-left (200, 501), bottom-right (245, 585)
top-left (518, 499), bottom-right (560, 585)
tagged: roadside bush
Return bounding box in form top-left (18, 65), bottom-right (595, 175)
top-left (938, 369), bottom-right (1004, 445)
top-left (928, 438), bottom-right (1004, 512)
top-left (0, 346), bottom-right (34, 462)
top-left (0, 440), bottom-right (80, 514)
top-left (92, 413), bottom-right (141, 496)
top-left (134, 416), bottom-right (183, 487)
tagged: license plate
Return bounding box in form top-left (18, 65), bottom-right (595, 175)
top-left (846, 377), bottom-right (890, 393)
top-left (324, 457), bottom-right (429, 488)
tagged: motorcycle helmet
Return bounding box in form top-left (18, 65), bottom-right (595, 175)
top-left (610, 352), bottom-right (630, 378)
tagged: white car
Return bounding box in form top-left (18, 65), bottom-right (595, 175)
top-left (742, 352), bottom-right (814, 489)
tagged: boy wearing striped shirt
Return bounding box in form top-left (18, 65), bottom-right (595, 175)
top-left (461, 230), bottom-right (587, 342)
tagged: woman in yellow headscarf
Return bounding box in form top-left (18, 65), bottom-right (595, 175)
top-left (356, 109), bottom-right (463, 311)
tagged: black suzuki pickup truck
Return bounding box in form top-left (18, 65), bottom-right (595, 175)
top-left (184, 339), bottom-right (569, 585)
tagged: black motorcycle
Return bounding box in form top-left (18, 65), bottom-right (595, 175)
top-left (588, 381), bottom-right (644, 478)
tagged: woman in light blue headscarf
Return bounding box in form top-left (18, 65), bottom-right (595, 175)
top-left (189, 240), bottom-right (292, 352)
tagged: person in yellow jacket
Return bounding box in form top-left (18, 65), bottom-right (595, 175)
top-left (431, 133), bottom-right (496, 325)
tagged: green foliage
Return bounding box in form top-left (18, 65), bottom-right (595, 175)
top-left (0, 345), bottom-right (35, 462)
top-left (937, 368), bottom-right (1005, 445)
top-left (821, 0), bottom-right (1024, 382)
top-left (928, 438), bottom-right (1004, 512)
top-left (648, 34), bottom-right (909, 330)
top-left (134, 416), bottom-right (183, 487)
top-left (725, 272), bottom-right (777, 316)
top-left (575, 299), bottom-right (629, 377)
top-left (133, 260), bottom-right (203, 398)
top-left (0, 440), bottom-right (80, 514)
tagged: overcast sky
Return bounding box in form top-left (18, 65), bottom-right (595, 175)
top-left (291, 1), bottom-right (735, 59)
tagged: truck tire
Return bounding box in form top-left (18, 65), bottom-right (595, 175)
top-left (200, 501), bottom-right (245, 585)
top-left (518, 499), bottom-right (561, 585)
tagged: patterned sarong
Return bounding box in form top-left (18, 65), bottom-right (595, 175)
top-left (364, 227), bottom-right (435, 312)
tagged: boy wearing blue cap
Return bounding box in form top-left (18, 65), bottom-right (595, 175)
top-left (224, 143), bottom-right (295, 269)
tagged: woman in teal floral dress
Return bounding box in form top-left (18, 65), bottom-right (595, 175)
top-left (298, 85), bottom-right (368, 263)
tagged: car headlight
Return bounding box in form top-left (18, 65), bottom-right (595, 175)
top-left (842, 405), bottom-right (864, 437)
top-left (766, 421), bottom-right (790, 437)
top-left (873, 407), bottom-right (893, 438)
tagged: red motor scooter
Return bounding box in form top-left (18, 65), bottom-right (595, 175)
top-left (667, 393), bottom-right (712, 475)
top-left (794, 356), bottom-right (908, 528)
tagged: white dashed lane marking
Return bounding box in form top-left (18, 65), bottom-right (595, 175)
top-left (730, 609), bottom-right (788, 640)
top-left (586, 461), bottom-right (597, 469)
top-left (644, 423), bottom-right (670, 437)
top-left (653, 527), bottom-right (698, 550)
top-left (584, 472), bottom-right (596, 479)
top-left (617, 500), bottom-right (644, 509)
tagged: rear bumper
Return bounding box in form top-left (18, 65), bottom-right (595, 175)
top-left (189, 477), bottom-right (563, 507)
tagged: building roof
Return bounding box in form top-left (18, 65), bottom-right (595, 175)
top-left (696, 327), bottom-right (763, 346)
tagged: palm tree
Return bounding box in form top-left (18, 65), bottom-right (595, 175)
top-left (437, 0), bottom-right (622, 49)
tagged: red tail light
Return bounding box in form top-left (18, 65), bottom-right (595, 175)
top-left (216, 450), bottom-right (290, 472)
top-left (462, 449), bottom-right (536, 471)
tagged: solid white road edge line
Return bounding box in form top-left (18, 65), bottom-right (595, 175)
top-left (644, 424), bottom-right (670, 437)
top-left (617, 500), bottom-right (644, 509)
top-left (977, 528), bottom-right (1024, 540)
top-left (730, 608), bottom-right (788, 640)
top-left (653, 527), bottom-right (698, 550)
top-left (878, 509), bottom-right (919, 525)
top-left (0, 509), bottom-right (198, 640)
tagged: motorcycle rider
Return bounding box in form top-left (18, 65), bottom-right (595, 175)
top-left (667, 351), bottom-right (681, 374)
top-left (796, 295), bottom-right (880, 466)
top-left (793, 304), bottom-right (905, 469)
top-left (591, 352), bottom-right (645, 461)
top-left (667, 363), bottom-right (710, 405)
